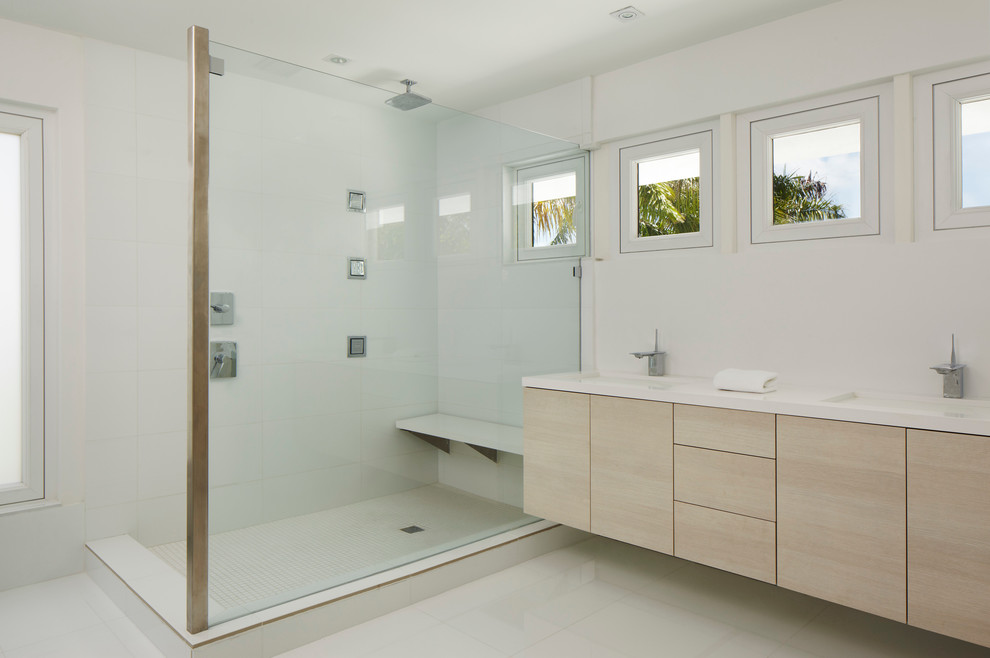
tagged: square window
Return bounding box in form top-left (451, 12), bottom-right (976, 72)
top-left (511, 152), bottom-right (589, 261)
top-left (619, 126), bottom-right (716, 253)
top-left (747, 94), bottom-right (881, 244)
top-left (928, 69), bottom-right (990, 231)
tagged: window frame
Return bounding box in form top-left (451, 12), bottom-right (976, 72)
top-left (746, 94), bottom-right (881, 244)
top-left (510, 151), bottom-right (589, 262)
top-left (0, 102), bottom-right (55, 509)
top-left (928, 69), bottom-right (990, 231)
top-left (618, 125), bottom-right (716, 253)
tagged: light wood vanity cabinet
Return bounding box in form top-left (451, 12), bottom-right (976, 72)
top-left (776, 415), bottom-right (907, 623)
top-left (522, 386), bottom-right (990, 649)
top-left (673, 405), bottom-right (777, 583)
top-left (908, 429), bottom-right (990, 648)
top-left (522, 388), bottom-right (590, 531)
top-left (590, 396), bottom-right (673, 553)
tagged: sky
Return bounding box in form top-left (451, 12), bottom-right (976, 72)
top-left (961, 97), bottom-right (990, 208)
top-left (773, 123), bottom-right (861, 218)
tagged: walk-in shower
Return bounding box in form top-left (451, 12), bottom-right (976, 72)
top-left (92, 27), bottom-right (586, 637)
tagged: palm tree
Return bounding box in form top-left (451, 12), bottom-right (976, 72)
top-left (532, 196), bottom-right (576, 246)
top-left (637, 177), bottom-right (700, 236)
top-left (772, 168), bottom-right (846, 224)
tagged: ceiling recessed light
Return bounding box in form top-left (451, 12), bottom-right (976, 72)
top-left (322, 53), bottom-right (349, 65)
top-left (610, 5), bottom-right (644, 22)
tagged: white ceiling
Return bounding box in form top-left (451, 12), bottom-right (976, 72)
top-left (0, 0), bottom-right (839, 111)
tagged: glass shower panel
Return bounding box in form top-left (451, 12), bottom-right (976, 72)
top-left (187, 43), bottom-right (580, 625)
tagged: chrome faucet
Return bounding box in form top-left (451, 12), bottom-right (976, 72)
top-left (931, 334), bottom-right (965, 399)
top-left (631, 329), bottom-right (666, 377)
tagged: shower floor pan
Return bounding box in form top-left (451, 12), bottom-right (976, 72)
top-left (86, 484), bottom-right (585, 657)
top-left (153, 484), bottom-right (536, 615)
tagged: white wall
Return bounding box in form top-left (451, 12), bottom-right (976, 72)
top-left (0, 18), bottom-right (87, 591)
top-left (593, 0), bottom-right (990, 143)
top-left (491, 0), bottom-right (990, 400)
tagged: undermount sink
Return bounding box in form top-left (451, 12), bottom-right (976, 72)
top-left (566, 373), bottom-right (682, 391)
top-left (823, 392), bottom-right (990, 420)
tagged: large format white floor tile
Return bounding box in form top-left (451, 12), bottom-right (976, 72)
top-left (0, 576), bottom-right (105, 652)
top-left (783, 603), bottom-right (990, 658)
top-left (514, 629), bottom-right (631, 657)
top-left (636, 561), bottom-right (827, 643)
top-left (569, 594), bottom-right (738, 658)
top-left (278, 607), bottom-right (440, 658)
top-left (364, 624), bottom-right (508, 658)
top-left (6, 624), bottom-right (132, 658)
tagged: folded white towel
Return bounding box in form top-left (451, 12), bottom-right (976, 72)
top-left (713, 368), bottom-right (778, 393)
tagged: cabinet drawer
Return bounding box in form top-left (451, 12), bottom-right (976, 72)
top-left (674, 404), bottom-right (775, 457)
top-left (674, 445), bottom-right (775, 521)
top-left (674, 502), bottom-right (776, 584)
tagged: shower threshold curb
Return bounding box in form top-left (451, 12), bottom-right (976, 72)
top-left (86, 519), bottom-right (586, 657)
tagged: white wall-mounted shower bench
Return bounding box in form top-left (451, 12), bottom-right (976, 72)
top-left (396, 414), bottom-right (523, 463)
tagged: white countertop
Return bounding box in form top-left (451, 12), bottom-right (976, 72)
top-left (522, 371), bottom-right (990, 437)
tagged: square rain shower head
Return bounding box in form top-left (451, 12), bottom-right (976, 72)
top-left (385, 79), bottom-right (432, 111)
top-left (385, 91), bottom-right (432, 111)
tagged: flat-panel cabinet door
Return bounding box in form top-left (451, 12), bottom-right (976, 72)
top-left (777, 416), bottom-right (906, 622)
top-left (523, 388), bottom-right (590, 531)
top-left (590, 396), bottom-right (673, 554)
top-left (908, 429), bottom-right (990, 648)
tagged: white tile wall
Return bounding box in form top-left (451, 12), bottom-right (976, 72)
top-left (136, 178), bottom-right (186, 246)
top-left (0, 504), bottom-right (86, 591)
top-left (85, 240), bottom-right (138, 307)
top-left (82, 41), bottom-right (195, 548)
top-left (87, 172), bottom-right (137, 241)
top-left (85, 372), bottom-right (139, 441)
top-left (85, 437), bottom-right (138, 509)
top-left (137, 432), bottom-right (186, 500)
top-left (137, 494), bottom-right (185, 547)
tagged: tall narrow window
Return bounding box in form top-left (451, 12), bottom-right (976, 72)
top-left (512, 152), bottom-right (589, 261)
top-left (1, 108), bottom-right (46, 507)
top-left (0, 129), bottom-right (21, 489)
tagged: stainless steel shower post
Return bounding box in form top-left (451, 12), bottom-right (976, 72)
top-left (187, 24), bottom-right (210, 635)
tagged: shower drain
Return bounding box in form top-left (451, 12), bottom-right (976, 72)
top-left (400, 525), bottom-right (425, 534)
